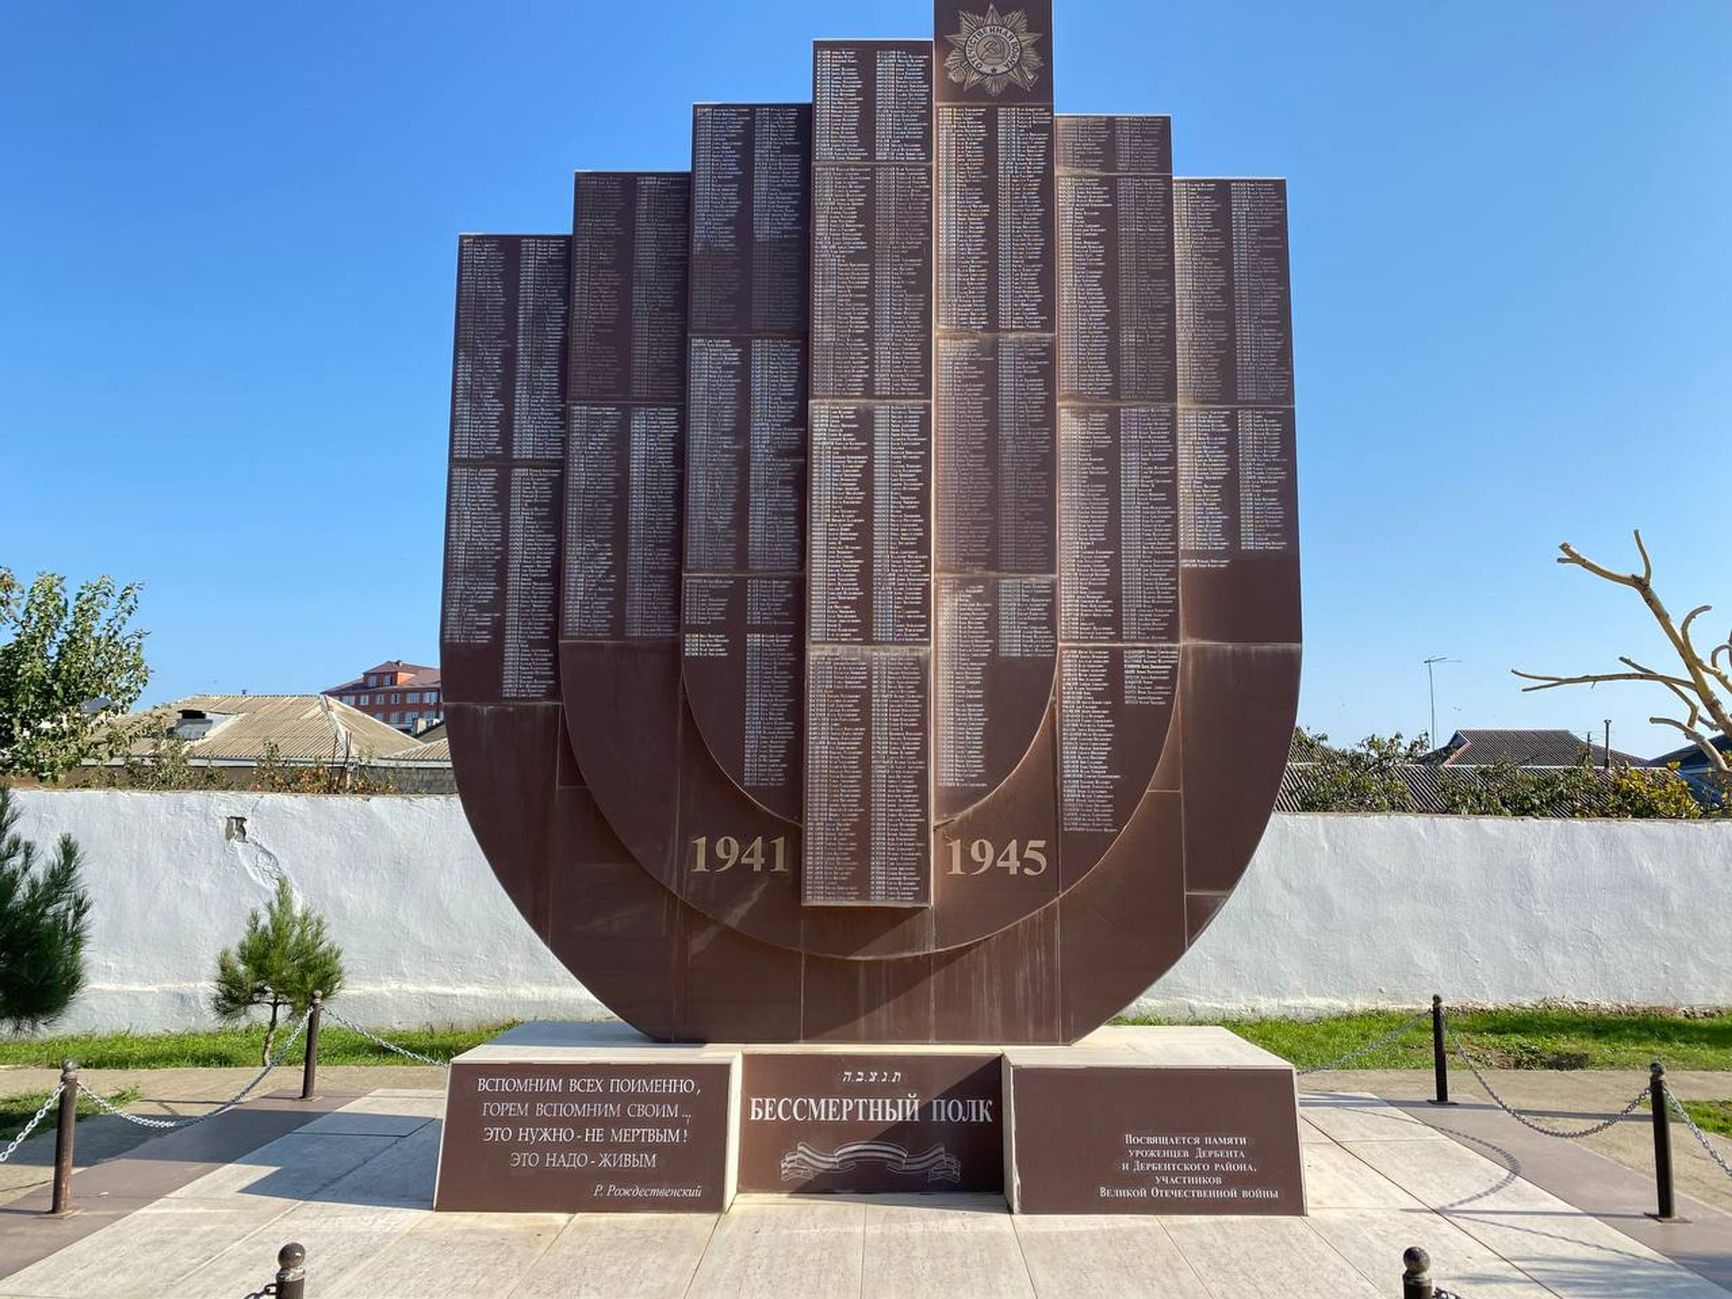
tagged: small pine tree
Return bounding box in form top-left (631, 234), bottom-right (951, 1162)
top-left (211, 877), bottom-right (345, 1065)
top-left (0, 785), bottom-right (92, 1032)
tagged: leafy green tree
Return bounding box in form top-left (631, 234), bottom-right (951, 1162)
top-left (0, 569), bottom-right (149, 781)
top-left (1290, 729), bottom-right (1426, 812)
top-left (211, 878), bottom-right (345, 1065)
top-left (1601, 763), bottom-right (1705, 820)
top-left (1438, 757), bottom-right (1596, 817)
top-left (0, 785), bottom-right (92, 1032)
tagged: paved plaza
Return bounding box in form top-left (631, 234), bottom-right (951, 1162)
top-left (3, 1081), bottom-right (1731, 1297)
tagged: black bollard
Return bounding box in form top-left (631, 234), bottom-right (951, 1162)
top-left (1427, 995), bottom-right (1453, 1106)
top-left (1402, 1245), bottom-right (1434, 1299)
top-left (1649, 1061), bottom-right (1679, 1222)
top-left (300, 992), bottom-right (323, 1102)
top-left (275, 1242), bottom-right (306, 1299)
top-left (49, 1060), bottom-right (78, 1216)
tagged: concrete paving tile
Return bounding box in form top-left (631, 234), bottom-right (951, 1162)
top-left (296, 1109), bottom-right (436, 1137)
top-left (1308, 1207), bottom-right (1557, 1297)
top-left (163, 1131), bottom-right (400, 1202)
top-left (312, 1122), bottom-right (439, 1208)
top-left (1013, 1215), bottom-right (1212, 1298)
top-left (862, 1197), bottom-right (1032, 1298)
top-left (1441, 1213), bottom-right (1730, 1299)
top-left (315, 1090), bottom-right (445, 1120)
top-left (1345, 1134), bottom-right (1600, 1214)
top-left (1302, 1142), bottom-right (1426, 1210)
top-left (0, 1195), bottom-right (294, 1297)
top-left (323, 1211), bottom-right (564, 1299)
top-left (686, 1197), bottom-right (865, 1297)
top-left (1344, 1137), bottom-right (1731, 1297)
top-left (1299, 1093), bottom-right (1447, 1143)
top-left (1162, 1216), bottom-right (1386, 1298)
top-left (151, 1201), bottom-right (425, 1299)
top-left (505, 1213), bottom-right (717, 1298)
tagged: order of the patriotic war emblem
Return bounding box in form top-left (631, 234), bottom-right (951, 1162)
top-left (945, 5), bottom-right (1044, 95)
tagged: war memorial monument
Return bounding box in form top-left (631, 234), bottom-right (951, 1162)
top-left (436, 0), bottom-right (1301, 1214)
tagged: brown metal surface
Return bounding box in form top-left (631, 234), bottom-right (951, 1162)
top-left (738, 1052), bottom-right (1002, 1193)
top-left (441, 5), bottom-right (1301, 1044)
top-left (1007, 1063), bottom-right (1305, 1213)
top-left (435, 1061), bottom-right (734, 1212)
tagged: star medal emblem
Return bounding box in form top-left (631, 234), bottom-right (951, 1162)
top-left (944, 5), bottom-right (1044, 96)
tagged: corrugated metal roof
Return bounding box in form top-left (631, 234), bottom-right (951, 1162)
top-left (1426, 729), bottom-right (1646, 769)
top-left (121, 695), bottom-right (424, 763)
top-left (381, 737), bottom-right (450, 763)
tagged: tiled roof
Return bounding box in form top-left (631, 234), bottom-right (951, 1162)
top-left (1424, 729), bottom-right (1645, 769)
top-left (116, 695), bottom-right (424, 763)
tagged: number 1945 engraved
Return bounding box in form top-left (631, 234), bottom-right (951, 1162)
top-left (690, 835), bottom-right (790, 873)
top-left (944, 837), bottom-right (1049, 876)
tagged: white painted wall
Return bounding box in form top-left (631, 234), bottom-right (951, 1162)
top-left (8, 790), bottom-right (1730, 1033)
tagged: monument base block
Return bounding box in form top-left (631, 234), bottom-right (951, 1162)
top-left (433, 1023), bottom-right (1305, 1215)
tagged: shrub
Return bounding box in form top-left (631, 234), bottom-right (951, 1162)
top-left (0, 785), bottom-right (91, 1032)
top-left (211, 877), bottom-right (344, 1065)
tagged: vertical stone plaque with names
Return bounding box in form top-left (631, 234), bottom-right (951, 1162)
top-left (805, 41), bottom-right (935, 907)
top-left (1175, 177), bottom-right (1298, 645)
top-left (684, 105), bottom-right (812, 820)
top-left (932, 0), bottom-right (1058, 822)
top-left (563, 173), bottom-right (692, 646)
top-left (1053, 117), bottom-right (1179, 861)
top-left (443, 234), bottom-right (569, 705)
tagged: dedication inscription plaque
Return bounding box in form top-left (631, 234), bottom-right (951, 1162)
top-left (441, 0), bottom-right (1299, 1048)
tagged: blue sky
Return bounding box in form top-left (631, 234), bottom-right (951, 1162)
top-left (2, 1), bottom-right (1727, 757)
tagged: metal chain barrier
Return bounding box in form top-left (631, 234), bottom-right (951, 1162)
top-left (321, 1007), bottom-right (447, 1067)
top-left (1447, 1026), bottom-right (1649, 1140)
top-left (1296, 1008), bottom-right (1431, 1076)
top-left (80, 1010), bottom-right (313, 1133)
top-left (1665, 1090), bottom-right (1732, 1184)
top-left (0, 1084), bottom-right (65, 1165)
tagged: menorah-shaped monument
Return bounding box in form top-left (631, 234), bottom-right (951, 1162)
top-left (436, 1), bottom-right (1302, 1214)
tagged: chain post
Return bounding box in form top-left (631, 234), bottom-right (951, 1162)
top-left (1402, 1245), bottom-right (1434, 1299)
top-left (300, 992), bottom-right (323, 1101)
top-left (1427, 995), bottom-right (1453, 1106)
top-left (1649, 1061), bottom-right (1680, 1222)
top-left (50, 1060), bottom-right (78, 1216)
top-left (275, 1242), bottom-right (306, 1299)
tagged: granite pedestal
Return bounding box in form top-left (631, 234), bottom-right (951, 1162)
top-left (433, 1023), bottom-right (1305, 1216)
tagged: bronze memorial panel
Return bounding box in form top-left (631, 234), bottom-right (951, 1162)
top-left (1007, 1063), bottom-right (1306, 1214)
top-left (441, 0), bottom-right (1300, 1046)
top-left (738, 1052), bottom-right (1002, 1193)
top-left (436, 1059), bottom-right (735, 1213)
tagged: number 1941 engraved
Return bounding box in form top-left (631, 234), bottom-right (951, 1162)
top-left (944, 837), bottom-right (1049, 876)
top-left (690, 835), bottom-right (790, 873)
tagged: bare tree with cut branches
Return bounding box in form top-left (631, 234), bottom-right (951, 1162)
top-left (1513, 531), bottom-right (1730, 792)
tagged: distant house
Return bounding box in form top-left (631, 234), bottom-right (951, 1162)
top-left (1419, 729), bottom-right (1644, 769)
top-left (322, 660), bottom-right (443, 734)
top-left (1281, 726), bottom-right (1694, 816)
top-left (1651, 735), bottom-right (1732, 807)
top-left (85, 694), bottom-right (429, 788)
